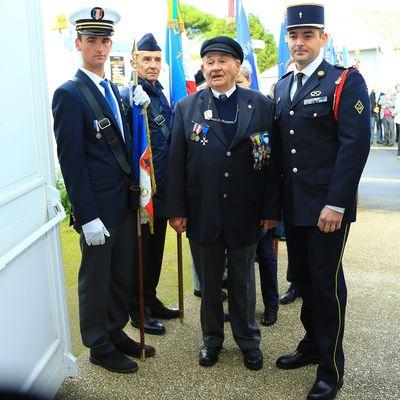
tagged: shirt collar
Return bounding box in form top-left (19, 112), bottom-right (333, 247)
top-left (79, 66), bottom-right (104, 86)
top-left (211, 85), bottom-right (237, 99)
top-left (293, 55), bottom-right (323, 80)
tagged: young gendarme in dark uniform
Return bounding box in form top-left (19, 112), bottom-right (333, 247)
top-left (269, 4), bottom-right (370, 400)
top-left (167, 36), bottom-right (280, 371)
top-left (52, 7), bottom-right (155, 373)
top-left (120, 33), bottom-right (178, 337)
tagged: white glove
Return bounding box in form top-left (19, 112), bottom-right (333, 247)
top-left (133, 85), bottom-right (151, 107)
top-left (82, 218), bottom-right (110, 246)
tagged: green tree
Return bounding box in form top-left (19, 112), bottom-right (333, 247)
top-left (180, 3), bottom-right (277, 72)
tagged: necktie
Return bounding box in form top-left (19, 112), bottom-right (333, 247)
top-left (100, 80), bottom-right (123, 134)
top-left (219, 93), bottom-right (228, 101)
top-left (292, 72), bottom-right (304, 101)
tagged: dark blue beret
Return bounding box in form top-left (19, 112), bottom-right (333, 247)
top-left (200, 36), bottom-right (244, 63)
top-left (286, 4), bottom-right (325, 31)
top-left (137, 33), bottom-right (161, 51)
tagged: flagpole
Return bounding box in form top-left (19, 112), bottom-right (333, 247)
top-left (131, 40), bottom-right (146, 361)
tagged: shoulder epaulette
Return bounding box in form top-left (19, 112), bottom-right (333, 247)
top-left (334, 64), bottom-right (358, 72)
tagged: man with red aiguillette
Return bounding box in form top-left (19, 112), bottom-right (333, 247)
top-left (270, 3), bottom-right (370, 399)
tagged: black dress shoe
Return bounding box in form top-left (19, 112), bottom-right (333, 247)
top-left (276, 350), bottom-right (319, 369)
top-left (150, 301), bottom-right (180, 319)
top-left (89, 350), bottom-right (138, 373)
top-left (199, 346), bottom-right (222, 367)
top-left (130, 314), bottom-right (165, 335)
top-left (261, 306), bottom-right (278, 326)
top-left (279, 286), bottom-right (300, 305)
top-left (307, 379), bottom-right (343, 400)
top-left (242, 348), bottom-right (263, 370)
top-left (193, 290), bottom-right (228, 302)
top-left (114, 337), bottom-right (156, 358)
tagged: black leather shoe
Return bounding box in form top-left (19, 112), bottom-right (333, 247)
top-left (276, 350), bottom-right (319, 369)
top-left (242, 348), bottom-right (263, 370)
top-left (279, 286), bottom-right (300, 305)
top-left (307, 379), bottom-right (343, 400)
top-left (150, 301), bottom-right (180, 320)
top-left (130, 314), bottom-right (166, 335)
top-left (114, 337), bottom-right (156, 358)
top-left (193, 290), bottom-right (227, 302)
top-left (261, 306), bottom-right (278, 326)
top-left (89, 350), bottom-right (138, 373)
top-left (199, 346), bottom-right (222, 367)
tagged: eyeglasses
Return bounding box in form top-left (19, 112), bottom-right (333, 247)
top-left (205, 97), bottom-right (239, 124)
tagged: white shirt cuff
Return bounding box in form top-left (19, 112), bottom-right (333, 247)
top-left (326, 205), bottom-right (345, 214)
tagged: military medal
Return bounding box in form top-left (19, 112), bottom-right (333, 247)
top-left (96, 133), bottom-right (102, 139)
top-left (200, 125), bottom-right (209, 145)
top-left (250, 131), bottom-right (271, 170)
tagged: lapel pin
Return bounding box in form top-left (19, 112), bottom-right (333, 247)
top-left (317, 70), bottom-right (325, 77)
top-left (204, 109), bottom-right (213, 120)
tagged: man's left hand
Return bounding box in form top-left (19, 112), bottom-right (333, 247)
top-left (133, 85), bottom-right (150, 107)
top-left (317, 206), bottom-right (343, 233)
top-left (260, 219), bottom-right (279, 231)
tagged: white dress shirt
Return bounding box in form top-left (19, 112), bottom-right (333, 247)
top-left (211, 85), bottom-right (237, 99)
top-left (79, 67), bottom-right (124, 139)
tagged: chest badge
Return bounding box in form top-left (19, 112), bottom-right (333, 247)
top-left (310, 91), bottom-right (322, 97)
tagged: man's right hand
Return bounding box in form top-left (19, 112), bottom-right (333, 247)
top-left (169, 217), bottom-right (188, 233)
top-left (81, 218), bottom-right (110, 246)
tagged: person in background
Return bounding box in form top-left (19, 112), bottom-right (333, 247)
top-left (394, 84), bottom-right (400, 158)
top-left (379, 88), bottom-right (396, 146)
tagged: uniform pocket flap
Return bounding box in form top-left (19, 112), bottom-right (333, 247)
top-left (303, 107), bottom-right (331, 119)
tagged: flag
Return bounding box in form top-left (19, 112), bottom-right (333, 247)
top-left (235, 0), bottom-right (259, 90)
top-left (165, 0), bottom-right (194, 107)
top-left (323, 36), bottom-right (338, 65)
top-left (130, 84), bottom-right (156, 230)
top-left (278, 13), bottom-right (290, 78)
top-left (341, 45), bottom-right (349, 67)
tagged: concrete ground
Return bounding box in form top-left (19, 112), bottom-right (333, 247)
top-left (56, 208), bottom-right (400, 400)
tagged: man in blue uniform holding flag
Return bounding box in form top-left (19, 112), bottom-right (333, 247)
top-left (270, 4), bottom-right (370, 399)
top-left (120, 33), bottom-right (178, 336)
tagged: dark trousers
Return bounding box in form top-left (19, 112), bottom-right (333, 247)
top-left (130, 216), bottom-right (167, 315)
top-left (190, 236), bottom-right (260, 350)
top-left (256, 232), bottom-right (279, 309)
top-left (284, 220), bottom-right (299, 291)
top-left (285, 221), bottom-right (350, 384)
top-left (78, 213), bottom-right (136, 355)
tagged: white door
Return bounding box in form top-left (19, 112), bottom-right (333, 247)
top-left (0, 1), bottom-right (76, 398)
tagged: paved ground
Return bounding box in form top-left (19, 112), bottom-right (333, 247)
top-left (359, 147), bottom-right (400, 211)
top-left (56, 207), bottom-right (400, 400)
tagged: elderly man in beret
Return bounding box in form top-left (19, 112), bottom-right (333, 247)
top-left (167, 36), bottom-right (280, 370)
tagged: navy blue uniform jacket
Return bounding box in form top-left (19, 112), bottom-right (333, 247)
top-left (52, 69), bottom-right (133, 229)
top-left (167, 86), bottom-right (279, 248)
top-left (270, 60), bottom-right (370, 226)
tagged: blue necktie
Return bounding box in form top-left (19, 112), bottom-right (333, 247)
top-left (219, 93), bottom-right (228, 101)
top-left (100, 80), bottom-right (123, 134)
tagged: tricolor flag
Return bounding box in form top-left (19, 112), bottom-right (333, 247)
top-left (235, 0), bottom-right (259, 90)
top-left (130, 83), bottom-right (156, 231)
top-left (165, 0), bottom-right (195, 108)
top-left (323, 36), bottom-right (338, 65)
